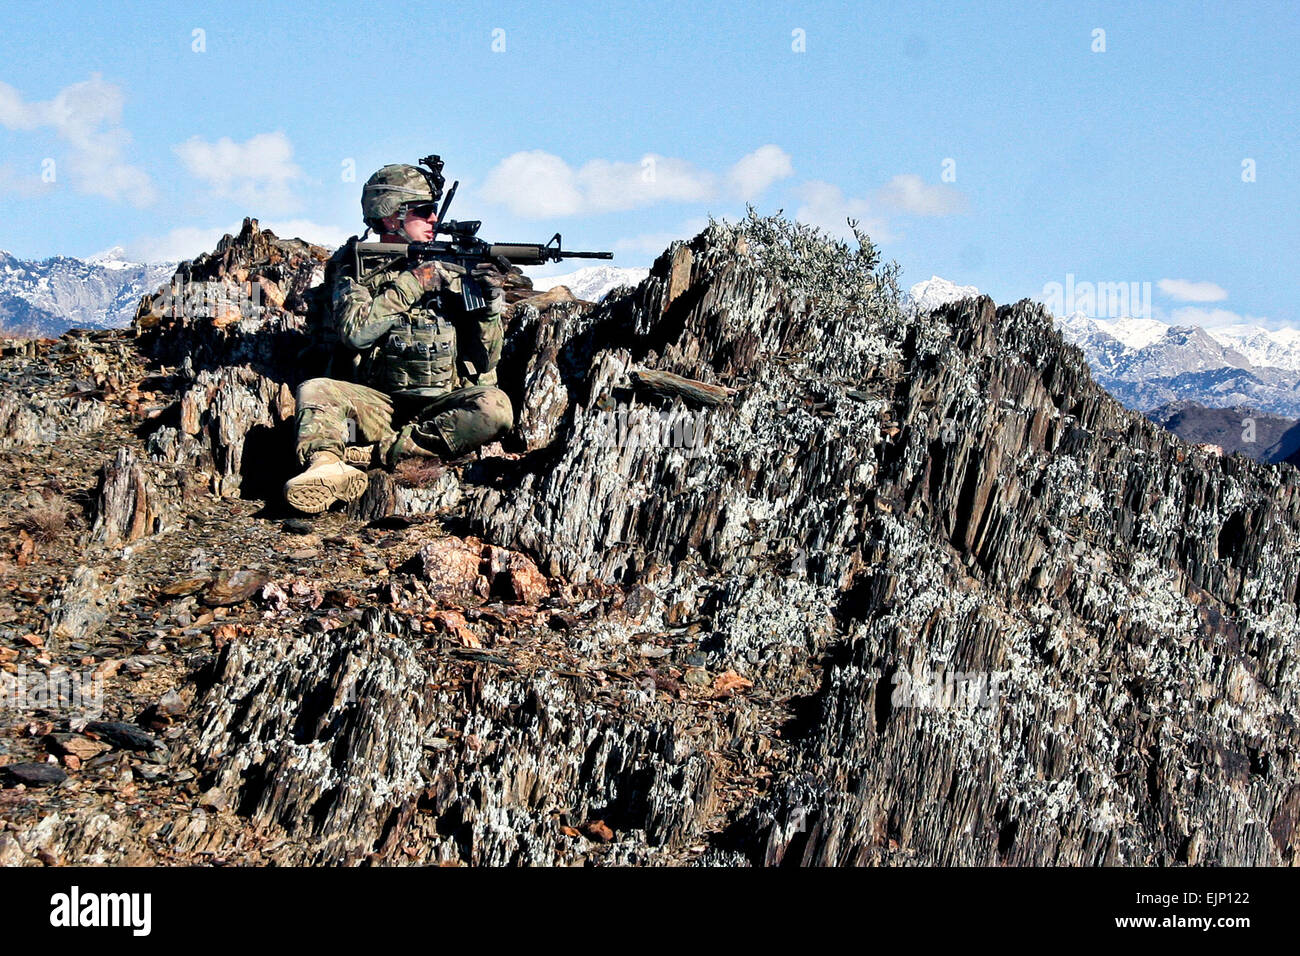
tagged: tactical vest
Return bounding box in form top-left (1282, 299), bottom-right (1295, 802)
top-left (350, 245), bottom-right (459, 398)
top-left (375, 312), bottom-right (456, 395)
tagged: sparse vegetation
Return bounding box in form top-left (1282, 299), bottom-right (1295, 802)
top-left (393, 457), bottom-right (448, 488)
top-left (719, 206), bottom-right (904, 323)
top-left (15, 493), bottom-right (75, 542)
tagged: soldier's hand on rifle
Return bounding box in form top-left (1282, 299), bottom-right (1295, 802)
top-left (470, 263), bottom-right (505, 307)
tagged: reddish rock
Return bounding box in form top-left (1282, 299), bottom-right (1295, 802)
top-left (580, 820), bottom-right (614, 843)
top-left (407, 537), bottom-right (490, 598)
top-left (483, 545), bottom-right (549, 604)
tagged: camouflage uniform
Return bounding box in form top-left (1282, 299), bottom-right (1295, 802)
top-left (293, 244), bottom-right (513, 467)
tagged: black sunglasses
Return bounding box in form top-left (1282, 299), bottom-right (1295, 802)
top-left (404, 203), bottom-right (439, 219)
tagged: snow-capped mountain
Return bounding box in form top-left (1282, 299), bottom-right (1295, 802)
top-left (1053, 312), bottom-right (1300, 418)
top-left (1058, 314), bottom-right (1170, 350)
top-left (525, 265), bottom-right (650, 303)
top-left (1205, 324), bottom-right (1300, 372)
top-left (0, 247), bottom-right (176, 337)
top-left (907, 275), bottom-right (980, 313)
top-left (1065, 317), bottom-right (1253, 378)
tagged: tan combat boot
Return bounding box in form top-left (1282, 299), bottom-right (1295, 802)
top-left (283, 451), bottom-right (368, 514)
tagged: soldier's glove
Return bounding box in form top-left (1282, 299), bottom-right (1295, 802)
top-left (409, 261), bottom-right (444, 293)
top-left (470, 264), bottom-right (505, 308)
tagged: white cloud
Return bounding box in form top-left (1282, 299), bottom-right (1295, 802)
top-left (1157, 278), bottom-right (1228, 302)
top-left (612, 231), bottom-right (685, 257)
top-left (127, 218), bottom-right (351, 263)
top-left (583, 155), bottom-right (714, 211)
top-left (726, 145), bottom-right (793, 200)
top-left (173, 132), bottom-right (303, 212)
top-left (794, 180), bottom-right (894, 242)
top-left (127, 226), bottom-right (231, 263)
top-left (0, 74), bottom-right (155, 206)
top-left (875, 174), bottom-right (967, 216)
top-left (480, 150), bottom-right (583, 217)
top-left (481, 150), bottom-right (716, 218)
top-left (0, 164), bottom-right (53, 198)
top-left (792, 173), bottom-right (962, 242)
top-left (261, 218), bottom-right (352, 248)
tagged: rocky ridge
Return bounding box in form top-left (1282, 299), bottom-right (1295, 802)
top-left (0, 214), bottom-right (1296, 866)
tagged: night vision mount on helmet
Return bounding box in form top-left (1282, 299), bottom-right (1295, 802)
top-left (415, 155), bottom-right (445, 205)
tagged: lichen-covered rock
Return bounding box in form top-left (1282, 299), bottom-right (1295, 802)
top-left (456, 213), bottom-right (1300, 865)
top-left (4, 211), bottom-right (1297, 867)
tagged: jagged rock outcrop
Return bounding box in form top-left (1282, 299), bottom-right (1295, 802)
top-left (133, 219), bottom-right (331, 373)
top-left (457, 218), bottom-right (1300, 865)
top-left (2, 213), bottom-right (1297, 867)
top-left (91, 447), bottom-right (164, 546)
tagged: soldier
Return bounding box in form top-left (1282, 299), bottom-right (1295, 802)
top-left (282, 163), bottom-right (514, 513)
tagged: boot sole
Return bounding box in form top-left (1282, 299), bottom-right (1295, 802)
top-left (284, 471), bottom-right (369, 514)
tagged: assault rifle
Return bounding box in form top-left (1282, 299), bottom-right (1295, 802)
top-left (354, 218), bottom-right (612, 311)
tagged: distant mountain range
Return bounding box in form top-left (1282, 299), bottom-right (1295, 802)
top-left (1054, 313), bottom-right (1300, 419)
top-left (0, 247), bottom-right (176, 337)
top-left (526, 264), bottom-right (650, 303)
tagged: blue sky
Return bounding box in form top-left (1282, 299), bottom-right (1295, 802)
top-left (1, 0), bottom-right (1296, 328)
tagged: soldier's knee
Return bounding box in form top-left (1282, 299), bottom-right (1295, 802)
top-left (296, 377), bottom-right (333, 407)
top-left (480, 388), bottom-right (514, 436)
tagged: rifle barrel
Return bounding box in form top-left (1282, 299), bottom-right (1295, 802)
top-left (488, 244), bottom-right (613, 264)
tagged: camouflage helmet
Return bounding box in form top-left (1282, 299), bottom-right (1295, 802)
top-left (361, 164), bottom-right (439, 223)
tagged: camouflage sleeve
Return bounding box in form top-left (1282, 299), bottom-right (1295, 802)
top-left (455, 267), bottom-right (505, 386)
top-left (333, 270), bottom-right (425, 350)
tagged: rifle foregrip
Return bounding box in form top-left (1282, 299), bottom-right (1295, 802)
top-left (487, 244), bottom-right (547, 264)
